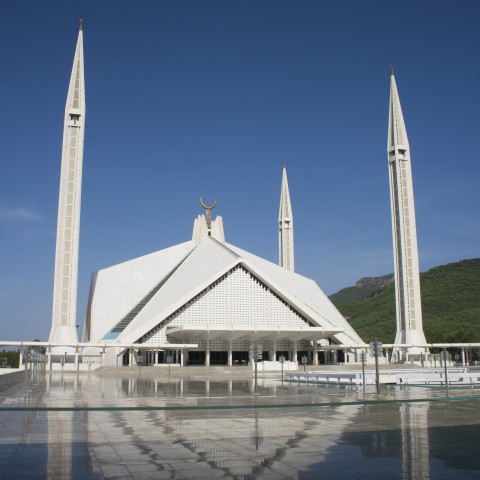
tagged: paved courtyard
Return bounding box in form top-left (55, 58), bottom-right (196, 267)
top-left (1, 367), bottom-right (480, 479)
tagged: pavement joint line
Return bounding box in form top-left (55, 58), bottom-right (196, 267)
top-left (0, 394), bottom-right (479, 412)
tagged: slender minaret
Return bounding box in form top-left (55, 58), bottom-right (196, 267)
top-left (388, 67), bottom-right (427, 357)
top-left (279, 162), bottom-right (294, 272)
top-left (49, 21), bottom-right (85, 348)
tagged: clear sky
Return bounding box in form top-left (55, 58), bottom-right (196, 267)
top-left (1, 0), bottom-right (479, 341)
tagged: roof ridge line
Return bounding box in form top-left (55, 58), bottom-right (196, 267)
top-left (208, 237), bottom-right (241, 259)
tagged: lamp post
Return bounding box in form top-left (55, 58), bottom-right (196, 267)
top-left (279, 355), bottom-right (285, 381)
top-left (369, 338), bottom-right (383, 395)
top-left (62, 351), bottom-right (67, 373)
top-left (301, 355), bottom-right (307, 372)
top-left (249, 343), bottom-right (262, 394)
top-left (166, 355), bottom-right (173, 377)
top-left (361, 351), bottom-right (366, 390)
top-left (137, 353), bottom-right (143, 375)
top-left (441, 349), bottom-right (449, 388)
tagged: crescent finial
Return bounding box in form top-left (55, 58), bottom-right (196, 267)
top-left (200, 196), bottom-right (217, 210)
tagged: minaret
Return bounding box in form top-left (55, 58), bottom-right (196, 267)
top-left (279, 162), bottom-right (294, 272)
top-left (49, 21), bottom-right (85, 348)
top-left (388, 67), bottom-right (427, 357)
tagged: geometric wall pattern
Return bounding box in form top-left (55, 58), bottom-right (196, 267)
top-left (143, 264), bottom-right (311, 348)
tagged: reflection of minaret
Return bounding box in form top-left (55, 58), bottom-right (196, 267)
top-left (47, 373), bottom-right (76, 479)
top-left (49, 21), bottom-right (85, 348)
top-left (387, 67), bottom-right (427, 356)
top-left (279, 163), bottom-right (294, 272)
top-left (400, 403), bottom-right (430, 479)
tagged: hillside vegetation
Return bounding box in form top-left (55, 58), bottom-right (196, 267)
top-left (329, 274), bottom-right (394, 305)
top-left (330, 259), bottom-right (480, 344)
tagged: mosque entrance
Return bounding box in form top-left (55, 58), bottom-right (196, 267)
top-left (187, 351), bottom-right (206, 365)
top-left (319, 351), bottom-right (326, 364)
top-left (232, 351), bottom-right (249, 365)
top-left (275, 351), bottom-right (289, 361)
top-left (297, 351), bottom-right (309, 364)
top-left (210, 351), bottom-right (228, 365)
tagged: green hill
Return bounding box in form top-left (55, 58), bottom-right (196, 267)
top-left (330, 259), bottom-right (480, 343)
top-left (329, 274), bottom-right (394, 304)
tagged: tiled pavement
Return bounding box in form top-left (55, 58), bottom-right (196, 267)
top-left (1, 370), bottom-right (480, 479)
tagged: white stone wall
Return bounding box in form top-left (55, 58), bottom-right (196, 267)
top-left (143, 265), bottom-right (310, 349)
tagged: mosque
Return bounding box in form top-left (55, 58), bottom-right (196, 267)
top-left (47, 22), bottom-right (427, 368)
top-left (83, 174), bottom-right (364, 367)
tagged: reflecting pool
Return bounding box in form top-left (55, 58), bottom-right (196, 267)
top-left (1, 369), bottom-right (480, 479)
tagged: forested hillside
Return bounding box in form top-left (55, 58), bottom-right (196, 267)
top-left (330, 259), bottom-right (480, 343)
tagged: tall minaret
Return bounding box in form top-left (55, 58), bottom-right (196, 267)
top-left (49, 21), bottom-right (85, 348)
top-left (388, 67), bottom-right (427, 357)
top-left (279, 162), bottom-right (294, 272)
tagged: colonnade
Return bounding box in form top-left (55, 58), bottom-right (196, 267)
top-left (123, 339), bottom-right (358, 367)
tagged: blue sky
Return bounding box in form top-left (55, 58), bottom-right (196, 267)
top-left (1, 0), bottom-right (479, 341)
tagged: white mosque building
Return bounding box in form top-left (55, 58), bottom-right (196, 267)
top-left (43, 22), bottom-right (365, 368)
top-left (42, 22), bottom-right (435, 369)
top-left (83, 191), bottom-right (365, 367)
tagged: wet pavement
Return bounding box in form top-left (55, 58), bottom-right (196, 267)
top-left (1, 368), bottom-right (480, 479)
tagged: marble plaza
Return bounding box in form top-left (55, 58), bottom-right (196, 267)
top-left (1, 368), bottom-right (480, 479)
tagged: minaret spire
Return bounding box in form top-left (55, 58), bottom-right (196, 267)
top-left (387, 68), bottom-right (427, 359)
top-left (49, 24), bottom-right (86, 349)
top-left (279, 162), bottom-right (294, 272)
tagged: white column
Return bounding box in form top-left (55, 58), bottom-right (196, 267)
top-left (270, 341), bottom-right (276, 363)
top-left (228, 341), bottom-right (232, 366)
top-left (206, 341), bottom-right (210, 366)
top-left (313, 341), bottom-right (318, 365)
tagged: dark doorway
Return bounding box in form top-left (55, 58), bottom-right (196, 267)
top-left (210, 351), bottom-right (228, 365)
top-left (319, 351), bottom-right (326, 365)
top-left (122, 350), bottom-right (129, 366)
top-left (276, 351), bottom-right (288, 361)
top-left (297, 351), bottom-right (309, 364)
top-left (188, 351), bottom-right (206, 365)
top-left (232, 351), bottom-right (249, 366)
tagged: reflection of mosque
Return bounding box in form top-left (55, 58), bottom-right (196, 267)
top-left (3, 373), bottom-right (447, 479)
top-left (46, 374), bottom-right (365, 478)
top-left (84, 377), bottom-right (431, 478)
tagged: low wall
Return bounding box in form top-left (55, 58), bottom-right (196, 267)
top-left (255, 361), bottom-right (298, 372)
top-left (0, 369), bottom-right (25, 391)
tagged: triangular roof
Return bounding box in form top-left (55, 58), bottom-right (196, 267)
top-left (87, 237), bottom-right (364, 346)
top-left (86, 241), bottom-right (195, 342)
